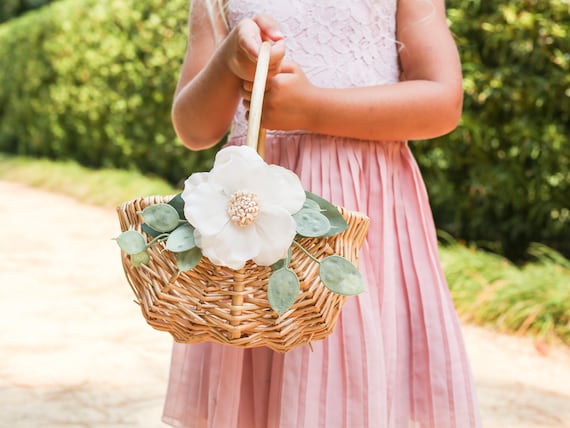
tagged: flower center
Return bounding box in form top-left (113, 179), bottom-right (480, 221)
top-left (227, 191), bottom-right (260, 227)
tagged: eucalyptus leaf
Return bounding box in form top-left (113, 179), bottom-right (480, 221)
top-left (319, 256), bottom-right (365, 296)
top-left (168, 193), bottom-right (186, 220)
top-left (115, 230), bottom-right (147, 255)
top-left (267, 268), bottom-right (300, 316)
top-left (271, 258), bottom-right (286, 271)
top-left (272, 246), bottom-right (293, 270)
top-left (166, 224), bottom-right (196, 253)
top-left (302, 198), bottom-right (321, 211)
top-left (285, 246), bottom-right (293, 265)
top-left (176, 247), bottom-right (202, 271)
top-left (141, 203), bottom-right (180, 232)
top-left (305, 191), bottom-right (348, 237)
top-left (131, 250), bottom-right (150, 266)
top-left (141, 223), bottom-right (161, 238)
top-left (293, 208), bottom-right (331, 237)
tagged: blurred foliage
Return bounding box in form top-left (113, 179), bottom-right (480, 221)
top-left (412, 0), bottom-right (570, 261)
top-left (0, 154), bottom-right (177, 208)
top-left (0, 0), bottom-right (54, 23)
top-left (0, 0), bottom-right (219, 186)
top-left (441, 238), bottom-right (570, 346)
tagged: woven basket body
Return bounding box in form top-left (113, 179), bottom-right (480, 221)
top-left (117, 195), bottom-right (369, 353)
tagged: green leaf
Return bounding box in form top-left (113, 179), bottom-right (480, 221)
top-left (267, 268), bottom-right (300, 316)
top-left (165, 223), bottom-right (196, 253)
top-left (115, 230), bottom-right (147, 255)
top-left (271, 258), bottom-right (286, 271)
top-left (294, 208), bottom-right (331, 237)
top-left (305, 191), bottom-right (348, 236)
top-left (319, 256), bottom-right (365, 296)
top-left (302, 198), bottom-right (321, 211)
top-left (141, 223), bottom-right (161, 238)
top-left (272, 247), bottom-right (293, 270)
top-left (141, 203), bottom-right (180, 232)
top-left (168, 193), bottom-right (186, 220)
top-left (131, 250), bottom-right (150, 267)
top-left (176, 247), bottom-right (202, 271)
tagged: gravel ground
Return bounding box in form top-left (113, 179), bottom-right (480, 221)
top-left (1, 181), bottom-right (569, 428)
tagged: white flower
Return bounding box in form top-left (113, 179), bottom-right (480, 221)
top-left (182, 146), bottom-right (305, 270)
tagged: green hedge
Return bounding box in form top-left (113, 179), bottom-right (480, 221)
top-left (0, 0), bottom-right (54, 23)
top-left (412, 0), bottom-right (570, 260)
top-left (0, 0), bottom-right (568, 260)
top-left (0, 0), bottom-right (219, 186)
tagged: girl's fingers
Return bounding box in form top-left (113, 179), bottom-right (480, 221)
top-left (267, 39), bottom-right (286, 76)
top-left (238, 14), bottom-right (283, 61)
top-left (237, 24), bottom-right (263, 63)
top-left (240, 79), bottom-right (252, 102)
top-left (251, 15), bottom-right (285, 73)
top-left (277, 60), bottom-right (299, 74)
top-left (232, 15), bottom-right (286, 81)
top-left (240, 80), bottom-right (271, 101)
top-left (240, 85), bottom-right (251, 101)
top-left (252, 14), bottom-right (284, 41)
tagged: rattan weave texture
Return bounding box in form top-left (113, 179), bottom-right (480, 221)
top-left (117, 195), bottom-right (369, 353)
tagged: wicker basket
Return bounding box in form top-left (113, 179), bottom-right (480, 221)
top-left (116, 42), bottom-right (369, 352)
top-left (117, 197), bottom-right (368, 352)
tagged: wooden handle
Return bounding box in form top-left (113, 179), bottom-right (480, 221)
top-left (245, 41), bottom-right (271, 157)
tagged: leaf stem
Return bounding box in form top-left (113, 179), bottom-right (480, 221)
top-left (292, 240), bottom-right (320, 264)
top-left (146, 233), bottom-right (170, 248)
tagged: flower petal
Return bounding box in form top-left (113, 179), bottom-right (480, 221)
top-left (196, 222), bottom-right (262, 270)
top-left (210, 146), bottom-right (266, 194)
top-left (252, 205), bottom-right (297, 266)
top-left (182, 181), bottom-right (229, 235)
top-left (253, 165), bottom-right (305, 214)
top-left (215, 145), bottom-right (263, 165)
top-left (194, 229), bottom-right (224, 266)
top-left (183, 171), bottom-right (209, 191)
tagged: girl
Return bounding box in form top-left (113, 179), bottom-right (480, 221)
top-left (164, 0), bottom-right (481, 427)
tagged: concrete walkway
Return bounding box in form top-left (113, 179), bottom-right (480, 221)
top-left (1, 181), bottom-right (569, 428)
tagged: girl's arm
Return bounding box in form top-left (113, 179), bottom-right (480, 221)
top-left (250, 0), bottom-right (463, 141)
top-left (171, 0), bottom-right (285, 150)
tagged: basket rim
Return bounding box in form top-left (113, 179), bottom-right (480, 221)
top-left (117, 194), bottom-right (370, 221)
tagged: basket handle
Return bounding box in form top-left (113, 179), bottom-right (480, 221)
top-left (228, 42), bottom-right (272, 337)
top-left (245, 41), bottom-right (272, 158)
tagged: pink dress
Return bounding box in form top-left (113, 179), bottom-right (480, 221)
top-left (163, 1), bottom-right (481, 427)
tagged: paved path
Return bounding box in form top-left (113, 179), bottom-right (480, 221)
top-left (1, 181), bottom-right (569, 428)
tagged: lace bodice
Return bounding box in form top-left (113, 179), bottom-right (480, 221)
top-left (227, 0), bottom-right (400, 139)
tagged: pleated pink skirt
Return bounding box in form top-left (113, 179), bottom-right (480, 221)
top-left (162, 134), bottom-right (481, 428)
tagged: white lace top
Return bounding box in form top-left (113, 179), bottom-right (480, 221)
top-left (226, 0), bottom-right (400, 139)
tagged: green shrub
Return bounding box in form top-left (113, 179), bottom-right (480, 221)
top-left (412, 0), bottom-right (570, 261)
top-left (441, 241), bottom-right (570, 345)
top-left (0, 0), bottom-right (54, 23)
top-left (0, 0), bottom-right (219, 186)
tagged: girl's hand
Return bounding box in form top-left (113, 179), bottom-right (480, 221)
top-left (241, 61), bottom-right (316, 131)
top-left (224, 14), bottom-right (286, 82)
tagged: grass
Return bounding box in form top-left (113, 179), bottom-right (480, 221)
top-left (0, 155), bottom-right (178, 207)
top-left (440, 240), bottom-right (570, 346)
top-left (2, 154), bottom-right (569, 346)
